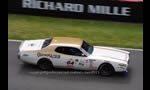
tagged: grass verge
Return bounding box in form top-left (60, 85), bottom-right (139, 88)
top-left (8, 14), bottom-right (143, 49)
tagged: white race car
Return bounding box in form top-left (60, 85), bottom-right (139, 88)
top-left (18, 37), bottom-right (130, 76)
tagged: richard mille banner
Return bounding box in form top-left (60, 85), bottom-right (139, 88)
top-left (8, 0), bottom-right (143, 22)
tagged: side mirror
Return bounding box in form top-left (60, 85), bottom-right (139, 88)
top-left (82, 54), bottom-right (86, 57)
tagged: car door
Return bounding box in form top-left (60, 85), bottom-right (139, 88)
top-left (54, 46), bottom-right (89, 70)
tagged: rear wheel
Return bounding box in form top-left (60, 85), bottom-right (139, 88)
top-left (99, 63), bottom-right (114, 76)
top-left (37, 59), bottom-right (53, 70)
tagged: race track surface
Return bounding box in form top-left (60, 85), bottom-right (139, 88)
top-left (8, 41), bottom-right (143, 90)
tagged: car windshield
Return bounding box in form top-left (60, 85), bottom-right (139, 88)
top-left (42, 38), bottom-right (52, 48)
top-left (81, 41), bottom-right (93, 54)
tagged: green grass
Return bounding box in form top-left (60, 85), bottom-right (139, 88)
top-left (8, 14), bottom-right (143, 49)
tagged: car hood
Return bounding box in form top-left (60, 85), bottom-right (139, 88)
top-left (92, 46), bottom-right (130, 62)
top-left (19, 40), bottom-right (45, 52)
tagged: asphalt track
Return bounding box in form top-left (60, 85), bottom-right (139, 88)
top-left (8, 41), bottom-right (143, 90)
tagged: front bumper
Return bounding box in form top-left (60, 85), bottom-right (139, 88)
top-left (128, 53), bottom-right (130, 64)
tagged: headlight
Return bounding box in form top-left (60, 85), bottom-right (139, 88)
top-left (17, 53), bottom-right (21, 59)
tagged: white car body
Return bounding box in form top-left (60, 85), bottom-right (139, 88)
top-left (18, 37), bottom-right (130, 72)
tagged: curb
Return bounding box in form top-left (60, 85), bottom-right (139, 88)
top-left (8, 39), bottom-right (23, 42)
top-left (8, 40), bottom-right (143, 51)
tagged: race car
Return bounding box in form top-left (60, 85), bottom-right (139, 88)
top-left (18, 37), bottom-right (130, 76)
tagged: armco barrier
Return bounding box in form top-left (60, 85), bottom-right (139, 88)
top-left (8, 0), bottom-right (143, 23)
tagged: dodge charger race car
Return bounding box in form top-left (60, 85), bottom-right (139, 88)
top-left (18, 37), bottom-right (130, 76)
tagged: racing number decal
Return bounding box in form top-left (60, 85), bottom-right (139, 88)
top-left (67, 59), bottom-right (74, 67)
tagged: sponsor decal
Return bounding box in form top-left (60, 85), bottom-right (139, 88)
top-left (22, 0), bottom-right (84, 13)
top-left (89, 59), bottom-right (97, 69)
top-left (88, 5), bottom-right (131, 16)
top-left (23, 54), bottom-right (29, 56)
top-left (53, 55), bottom-right (61, 59)
top-left (37, 52), bottom-right (60, 59)
top-left (118, 64), bottom-right (126, 67)
top-left (79, 60), bottom-right (84, 66)
top-left (85, 60), bottom-right (88, 63)
top-left (37, 52), bottom-right (53, 58)
top-left (22, 0), bottom-right (131, 16)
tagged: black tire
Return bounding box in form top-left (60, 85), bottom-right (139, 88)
top-left (37, 59), bottom-right (53, 70)
top-left (99, 63), bottom-right (114, 76)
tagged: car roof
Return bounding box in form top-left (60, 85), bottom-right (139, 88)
top-left (50, 37), bottom-right (83, 48)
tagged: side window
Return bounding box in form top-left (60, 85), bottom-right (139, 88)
top-left (55, 47), bottom-right (84, 56)
top-left (55, 47), bottom-right (66, 54)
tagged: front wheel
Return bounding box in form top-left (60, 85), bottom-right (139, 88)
top-left (37, 59), bottom-right (53, 70)
top-left (99, 64), bottom-right (114, 76)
